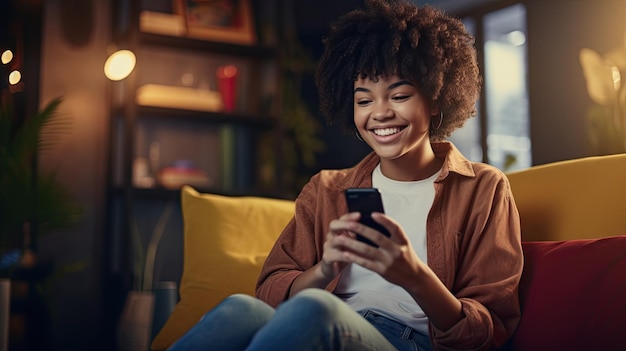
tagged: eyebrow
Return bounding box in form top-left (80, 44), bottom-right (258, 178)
top-left (353, 80), bottom-right (415, 93)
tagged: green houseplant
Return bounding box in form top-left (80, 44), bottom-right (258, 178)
top-left (258, 25), bottom-right (326, 199)
top-left (0, 93), bottom-right (81, 261)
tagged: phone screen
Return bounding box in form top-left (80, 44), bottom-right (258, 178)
top-left (344, 188), bottom-right (391, 246)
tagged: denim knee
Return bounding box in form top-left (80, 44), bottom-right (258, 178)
top-left (199, 293), bottom-right (274, 323)
top-left (277, 288), bottom-right (342, 323)
top-left (249, 289), bottom-right (394, 351)
top-left (170, 294), bottom-right (275, 351)
top-left (220, 294), bottom-right (265, 312)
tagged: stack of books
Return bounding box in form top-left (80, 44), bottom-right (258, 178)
top-left (158, 161), bottom-right (212, 190)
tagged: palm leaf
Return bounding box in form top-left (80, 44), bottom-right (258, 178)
top-left (0, 96), bottom-right (81, 249)
top-left (11, 97), bottom-right (63, 165)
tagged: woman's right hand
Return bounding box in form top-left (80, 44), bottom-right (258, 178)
top-left (289, 212), bottom-right (361, 296)
top-left (319, 212), bottom-right (361, 278)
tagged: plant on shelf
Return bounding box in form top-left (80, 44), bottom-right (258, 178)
top-left (259, 20), bottom-right (326, 199)
top-left (0, 93), bottom-right (82, 274)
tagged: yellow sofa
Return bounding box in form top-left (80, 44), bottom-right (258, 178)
top-left (506, 153), bottom-right (626, 241)
top-left (151, 153), bottom-right (626, 351)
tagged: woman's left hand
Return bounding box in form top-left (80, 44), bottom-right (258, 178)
top-left (338, 212), bottom-right (465, 332)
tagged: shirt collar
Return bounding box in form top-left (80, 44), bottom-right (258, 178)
top-left (336, 141), bottom-right (475, 189)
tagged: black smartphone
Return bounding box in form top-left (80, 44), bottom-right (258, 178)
top-left (344, 188), bottom-right (391, 247)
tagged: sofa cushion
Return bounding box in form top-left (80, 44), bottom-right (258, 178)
top-left (151, 186), bottom-right (295, 350)
top-left (510, 236), bottom-right (626, 350)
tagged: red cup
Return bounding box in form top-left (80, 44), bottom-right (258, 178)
top-left (217, 65), bottom-right (238, 112)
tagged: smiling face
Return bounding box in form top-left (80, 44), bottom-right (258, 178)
top-left (353, 75), bottom-right (439, 180)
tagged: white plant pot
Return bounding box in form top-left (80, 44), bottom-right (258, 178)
top-left (117, 290), bottom-right (155, 351)
top-left (0, 278), bottom-right (10, 351)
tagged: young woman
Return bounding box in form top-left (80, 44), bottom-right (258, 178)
top-left (168, 1), bottom-right (523, 350)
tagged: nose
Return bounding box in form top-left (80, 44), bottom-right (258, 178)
top-left (372, 101), bottom-right (393, 120)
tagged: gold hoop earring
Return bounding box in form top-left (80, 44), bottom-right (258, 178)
top-left (354, 129), bottom-right (365, 142)
top-left (432, 112), bottom-right (443, 130)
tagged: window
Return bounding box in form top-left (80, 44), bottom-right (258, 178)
top-left (449, 3), bottom-right (531, 172)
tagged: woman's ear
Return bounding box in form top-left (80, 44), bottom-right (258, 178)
top-left (429, 101), bottom-right (441, 116)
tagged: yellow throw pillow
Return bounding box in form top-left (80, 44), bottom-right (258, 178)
top-left (151, 185), bottom-right (295, 350)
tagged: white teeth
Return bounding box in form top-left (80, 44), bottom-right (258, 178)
top-left (373, 127), bottom-right (402, 136)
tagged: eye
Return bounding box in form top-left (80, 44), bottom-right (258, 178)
top-left (392, 95), bottom-right (410, 102)
top-left (356, 98), bottom-right (372, 106)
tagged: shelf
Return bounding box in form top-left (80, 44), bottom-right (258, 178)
top-left (138, 106), bottom-right (276, 127)
top-left (113, 105), bottom-right (277, 128)
top-left (104, 1), bottom-right (286, 345)
top-left (139, 32), bottom-right (278, 58)
top-left (112, 186), bottom-right (277, 202)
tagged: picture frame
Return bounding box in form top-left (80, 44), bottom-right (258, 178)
top-left (174, 0), bottom-right (256, 45)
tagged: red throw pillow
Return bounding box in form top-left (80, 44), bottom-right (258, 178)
top-left (509, 236), bottom-right (626, 351)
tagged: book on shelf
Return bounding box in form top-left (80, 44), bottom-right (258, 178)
top-left (220, 125), bottom-right (253, 193)
top-left (220, 125), bottom-right (235, 192)
top-left (136, 84), bottom-right (223, 112)
top-left (139, 11), bottom-right (186, 37)
top-left (158, 166), bottom-right (212, 190)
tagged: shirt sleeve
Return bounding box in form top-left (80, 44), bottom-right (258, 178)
top-left (255, 176), bottom-right (325, 307)
top-left (430, 171), bottom-right (523, 351)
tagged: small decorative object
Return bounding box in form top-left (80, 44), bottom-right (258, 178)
top-left (117, 290), bottom-right (155, 351)
top-left (150, 281), bottom-right (178, 341)
top-left (217, 64), bottom-right (238, 112)
top-left (579, 41), bottom-right (626, 154)
top-left (174, 0), bottom-right (256, 45)
top-left (133, 157), bottom-right (155, 188)
top-left (157, 160), bottom-right (212, 190)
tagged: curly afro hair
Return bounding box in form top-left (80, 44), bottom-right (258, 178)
top-left (315, 0), bottom-right (481, 141)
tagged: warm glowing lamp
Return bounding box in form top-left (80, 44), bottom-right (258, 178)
top-left (104, 49), bottom-right (136, 81)
top-left (8, 70), bottom-right (21, 85)
top-left (1, 50), bottom-right (13, 65)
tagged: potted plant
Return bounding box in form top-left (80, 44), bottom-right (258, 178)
top-left (0, 93), bottom-right (81, 256)
top-left (0, 92), bottom-right (83, 348)
top-left (117, 204), bottom-right (175, 351)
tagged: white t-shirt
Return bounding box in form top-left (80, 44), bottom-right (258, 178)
top-left (335, 164), bottom-right (440, 333)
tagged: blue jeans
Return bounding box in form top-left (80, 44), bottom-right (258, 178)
top-left (167, 288), bottom-right (433, 351)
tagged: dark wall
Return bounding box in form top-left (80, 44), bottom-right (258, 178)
top-left (293, 0), bottom-right (372, 173)
top-left (526, 0), bottom-right (626, 164)
top-left (38, 0), bottom-right (110, 348)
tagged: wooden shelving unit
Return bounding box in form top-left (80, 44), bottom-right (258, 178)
top-left (103, 0), bottom-right (285, 345)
